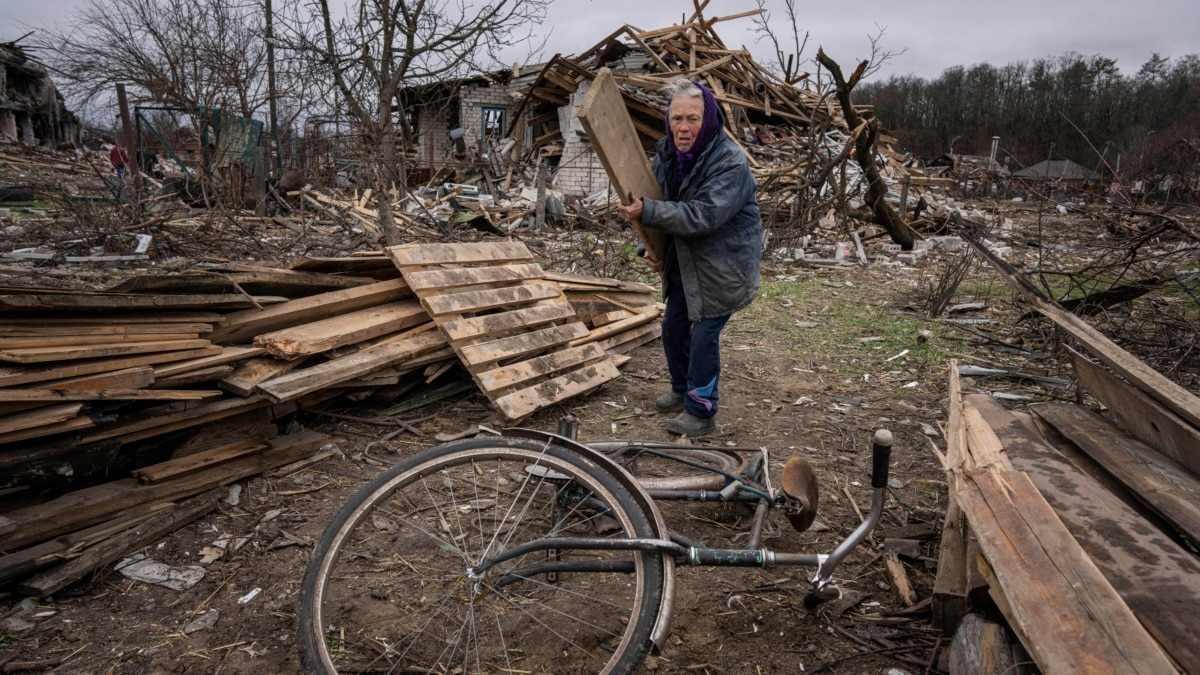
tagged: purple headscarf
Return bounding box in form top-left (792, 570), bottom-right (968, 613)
top-left (665, 80), bottom-right (721, 180)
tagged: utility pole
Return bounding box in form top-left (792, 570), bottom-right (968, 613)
top-left (116, 83), bottom-right (142, 207)
top-left (265, 0), bottom-right (280, 175)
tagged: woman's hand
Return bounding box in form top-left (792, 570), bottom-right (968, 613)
top-left (617, 191), bottom-right (643, 222)
top-left (643, 253), bottom-right (663, 274)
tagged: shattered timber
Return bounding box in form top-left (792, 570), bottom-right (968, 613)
top-left (1, 6), bottom-right (1200, 675)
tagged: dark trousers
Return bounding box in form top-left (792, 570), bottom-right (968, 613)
top-left (662, 282), bottom-right (730, 419)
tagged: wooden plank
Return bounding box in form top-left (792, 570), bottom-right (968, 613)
top-left (254, 299), bottom-right (428, 358)
top-left (0, 414), bottom-right (96, 445)
top-left (575, 67), bottom-right (666, 263)
top-left (78, 395), bottom-right (275, 446)
top-left (1068, 345), bottom-right (1200, 476)
top-left (567, 305), bottom-right (660, 347)
top-left (968, 394), bottom-right (1200, 672)
top-left (0, 403), bottom-right (84, 435)
top-left (458, 323), bottom-right (589, 368)
top-left (209, 278), bottom-right (410, 345)
top-left (0, 430), bottom-right (333, 551)
top-left (133, 439), bottom-right (270, 484)
top-left (1031, 402), bottom-right (1200, 549)
top-left (40, 366), bottom-right (155, 390)
top-left (0, 346), bottom-right (222, 388)
top-left (932, 499), bottom-right (972, 635)
top-left (421, 282), bottom-right (562, 316)
top-left (0, 388), bottom-right (220, 402)
top-left (18, 488), bottom-right (223, 598)
top-left (386, 241), bottom-right (533, 267)
top-left (971, 241), bottom-right (1200, 430)
top-left (405, 264), bottom-right (546, 291)
top-left (476, 344), bottom-right (607, 394)
top-left (219, 356), bottom-right (304, 397)
top-left (0, 507), bottom-right (169, 586)
top-left (0, 294), bottom-right (285, 311)
top-left (151, 345), bottom-right (266, 379)
top-left (152, 364), bottom-right (236, 388)
top-left (440, 303), bottom-right (577, 342)
top-left (958, 468), bottom-right (1176, 674)
top-left (0, 314), bottom-right (222, 328)
top-left (595, 321), bottom-right (660, 355)
top-left (0, 322), bottom-right (214, 340)
top-left (0, 338), bottom-right (212, 364)
top-left (492, 359), bottom-right (622, 420)
top-left (0, 332), bottom-right (202, 349)
top-left (256, 331), bottom-right (447, 403)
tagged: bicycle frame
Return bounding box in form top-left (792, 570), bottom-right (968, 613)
top-left (497, 426), bottom-right (893, 648)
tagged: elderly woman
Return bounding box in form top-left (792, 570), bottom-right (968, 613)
top-left (618, 79), bottom-right (763, 436)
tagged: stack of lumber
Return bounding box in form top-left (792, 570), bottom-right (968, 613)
top-left (386, 241), bottom-right (659, 420)
top-left (932, 239), bottom-right (1200, 672)
top-left (0, 245), bottom-right (660, 493)
top-left (0, 244), bottom-right (661, 596)
top-left (938, 366), bottom-right (1184, 673)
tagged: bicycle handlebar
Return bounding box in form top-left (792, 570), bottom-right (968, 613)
top-left (871, 429), bottom-right (894, 489)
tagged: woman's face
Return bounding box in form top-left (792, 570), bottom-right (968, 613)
top-left (669, 95), bottom-right (704, 153)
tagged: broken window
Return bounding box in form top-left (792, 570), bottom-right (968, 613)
top-left (481, 107), bottom-right (505, 147)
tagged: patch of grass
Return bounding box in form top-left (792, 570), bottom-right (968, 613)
top-left (727, 274), bottom-right (960, 377)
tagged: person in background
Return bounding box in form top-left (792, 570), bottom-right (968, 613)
top-left (110, 142), bottom-right (129, 180)
top-left (617, 79), bottom-right (762, 436)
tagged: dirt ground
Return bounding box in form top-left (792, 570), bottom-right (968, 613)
top-left (9, 197), bottom-right (1192, 674)
top-left (0, 260), bottom-right (965, 675)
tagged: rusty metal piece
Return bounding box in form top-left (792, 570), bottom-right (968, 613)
top-left (781, 456), bottom-right (819, 532)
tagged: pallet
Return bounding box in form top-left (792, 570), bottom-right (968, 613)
top-left (387, 241), bottom-right (622, 420)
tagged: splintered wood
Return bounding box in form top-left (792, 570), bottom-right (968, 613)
top-left (943, 362), bottom-right (1181, 674)
top-left (387, 241), bottom-right (640, 420)
top-left (0, 245), bottom-right (661, 597)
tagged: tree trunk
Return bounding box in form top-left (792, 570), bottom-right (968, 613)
top-left (816, 49), bottom-right (916, 250)
top-left (376, 95), bottom-right (403, 247)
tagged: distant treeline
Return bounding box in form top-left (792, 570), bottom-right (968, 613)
top-left (855, 52), bottom-right (1200, 179)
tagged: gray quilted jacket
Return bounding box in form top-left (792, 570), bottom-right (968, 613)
top-left (642, 132), bottom-right (763, 320)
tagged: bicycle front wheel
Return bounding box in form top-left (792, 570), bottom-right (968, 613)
top-left (298, 436), bottom-right (665, 675)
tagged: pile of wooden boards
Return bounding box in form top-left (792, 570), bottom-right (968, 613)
top-left (930, 238), bottom-right (1200, 673)
top-left (0, 240), bottom-right (660, 595)
top-left (0, 242), bottom-right (660, 492)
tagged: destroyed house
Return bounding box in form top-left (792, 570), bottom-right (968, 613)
top-left (397, 69), bottom-right (520, 186)
top-left (397, 15), bottom-right (850, 199)
top-left (0, 40), bottom-right (80, 148)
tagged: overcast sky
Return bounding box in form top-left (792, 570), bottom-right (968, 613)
top-left (4, 0), bottom-right (1197, 81)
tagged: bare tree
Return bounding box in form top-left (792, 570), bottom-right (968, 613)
top-left (37, 0), bottom-right (267, 117)
top-left (288, 0), bottom-right (550, 246)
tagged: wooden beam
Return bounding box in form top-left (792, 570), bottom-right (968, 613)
top-left (0, 339), bottom-right (212, 364)
top-left (0, 430), bottom-right (334, 551)
top-left (254, 299), bottom-right (427, 358)
top-left (256, 331), bottom-right (447, 403)
top-left (970, 237), bottom-right (1200, 430)
top-left (575, 67), bottom-right (667, 264)
top-left (210, 278), bottom-right (410, 345)
top-left (1031, 402), bottom-right (1200, 549)
top-left (969, 393), bottom-right (1200, 672)
top-left (0, 346), bottom-right (223, 387)
top-left (1068, 345), bottom-right (1200, 476)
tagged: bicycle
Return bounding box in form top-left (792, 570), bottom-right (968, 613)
top-left (297, 419), bottom-right (893, 674)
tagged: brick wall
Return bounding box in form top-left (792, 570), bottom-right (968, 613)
top-left (459, 83), bottom-right (511, 155)
top-left (412, 103), bottom-right (453, 171)
top-left (552, 81), bottom-right (614, 198)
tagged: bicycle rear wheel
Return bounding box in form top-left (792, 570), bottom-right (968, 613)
top-left (591, 442), bottom-right (748, 491)
top-left (298, 436), bottom-right (665, 675)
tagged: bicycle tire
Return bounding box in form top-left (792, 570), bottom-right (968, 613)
top-left (298, 436), bottom-right (665, 675)
top-left (590, 441), bottom-right (748, 491)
